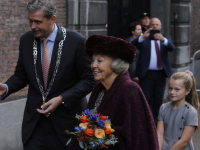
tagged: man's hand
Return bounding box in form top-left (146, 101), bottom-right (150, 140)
top-left (37, 95), bottom-right (64, 117)
top-left (0, 83), bottom-right (7, 96)
top-left (154, 33), bottom-right (165, 42)
top-left (142, 28), bottom-right (152, 39)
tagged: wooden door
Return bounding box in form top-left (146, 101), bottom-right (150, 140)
top-left (107, 0), bottom-right (150, 39)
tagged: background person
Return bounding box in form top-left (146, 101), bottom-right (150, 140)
top-left (69, 35), bottom-right (159, 150)
top-left (157, 71), bottom-right (199, 150)
top-left (125, 22), bottom-right (142, 82)
top-left (125, 22), bottom-right (142, 43)
top-left (132, 18), bottom-right (175, 124)
top-left (0, 0), bottom-right (95, 149)
top-left (139, 12), bottom-right (150, 33)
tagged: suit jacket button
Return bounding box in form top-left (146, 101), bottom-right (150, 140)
top-left (180, 128), bottom-right (182, 130)
top-left (178, 137), bottom-right (181, 140)
top-left (187, 107), bottom-right (189, 109)
top-left (182, 117), bottom-right (184, 119)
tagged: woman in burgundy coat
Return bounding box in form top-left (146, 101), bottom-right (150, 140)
top-left (69, 35), bottom-right (159, 150)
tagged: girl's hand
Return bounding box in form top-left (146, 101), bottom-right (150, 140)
top-left (157, 121), bottom-right (164, 150)
top-left (170, 126), bottom-right (195, 150)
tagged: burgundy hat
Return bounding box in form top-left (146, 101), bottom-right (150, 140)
top-left (86, 35), bottom-right (136, 64)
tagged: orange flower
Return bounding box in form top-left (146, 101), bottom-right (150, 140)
top-left (100, 116), bottom-right (107, 121)
top-left (95, 129), bottom-right (105, 139)
top-left (105, 128), bottom-right (111, 135)
top-left (105, 121), bottom-right (111, 128)
top-left (79, 123), bottom-right (88, 131)
top-left (85, 129), bottom-right (94, 136)
top-left (80, 116), bottom-right (87, 123)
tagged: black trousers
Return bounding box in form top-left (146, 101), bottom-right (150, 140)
top-left (23, 115), bottom-right (67, 150)
top-left (139, 70), bottom-right (166, 125)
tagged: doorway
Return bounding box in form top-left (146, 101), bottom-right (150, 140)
top-left (107, 0), bottom-right (150, 39)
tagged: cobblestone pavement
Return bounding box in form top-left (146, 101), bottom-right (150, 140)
top-left (193, 127), bottom-right (200, 149)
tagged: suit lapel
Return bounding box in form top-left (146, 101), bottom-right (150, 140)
top-left (47, 25), bottom-right (64, 86)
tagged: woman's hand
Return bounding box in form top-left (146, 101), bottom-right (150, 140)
top-left (133, 77), bottom-right (139, 83)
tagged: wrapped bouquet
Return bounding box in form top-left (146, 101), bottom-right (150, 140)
top-left (66, 109), bottom-right (118, 150)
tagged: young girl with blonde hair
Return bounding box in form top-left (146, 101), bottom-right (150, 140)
top-left (157, 70), bottom-right (199, 150)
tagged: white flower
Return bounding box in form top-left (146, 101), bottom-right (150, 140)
top-left (79, 123), bottom-right (88, 131)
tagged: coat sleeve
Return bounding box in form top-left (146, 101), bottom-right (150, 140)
top-left (131, 37), bottom-right (140, 49)
top-left (2, 36), bottom-right (29, 99)
top-left (60, 37), bottom-right (96, 109)
top-left (164, 36), bottom-right (175, 52)
top-left (114, 84), bottom-right (159, 150)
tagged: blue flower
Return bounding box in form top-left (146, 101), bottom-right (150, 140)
top-left (98, 120), bottom-right (105, 127)
top-left (106, 119), bottom-right (111, 124)
top-left (111, 134), bottom-right (115, 139)
top-left (84, 109), bottom-right (90, 117)
top-left (80, 127), bottom-right (83, 131)
top-left (90, 114), bottom-right (97, 121)
top-left (97, 139), bottom-right (103, 144)
top-left (75, 127), bottom-right (79, 131)
top-left (89, 142), bottom-right (93, 145)
top-left (89, 142), bottom-right (95, 147)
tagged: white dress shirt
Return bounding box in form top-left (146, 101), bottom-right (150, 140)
top-left (138, 36), bottom-right (168, 70)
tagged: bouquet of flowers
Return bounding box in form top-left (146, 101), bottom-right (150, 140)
top-left (66, 109), bottom-right (118, 150)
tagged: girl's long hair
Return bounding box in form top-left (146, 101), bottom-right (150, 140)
top-left (171, 72), bottom-right (200, 129)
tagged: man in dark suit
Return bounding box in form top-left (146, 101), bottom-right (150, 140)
top-left (0, 0), bottom-right (95, 149)
top-left (132, 18), bottom-right (175, 124)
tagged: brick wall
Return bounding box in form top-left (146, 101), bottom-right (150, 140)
top-left (191, 1), bottom-right (200, 59)
top-left (0, 0), bottom-right (67, 102)
top-left (54, 0), bottom-right (67, 27)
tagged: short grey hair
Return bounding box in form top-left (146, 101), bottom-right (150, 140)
top-left (27, 0), bottom-right (56, 20)
top-left (111, 58), bottom-right (129, 74)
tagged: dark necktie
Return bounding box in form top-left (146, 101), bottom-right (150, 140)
top-left (42, 39), bottom-right (49, 90)
top-left (155, 40), bottom-right (162, 69)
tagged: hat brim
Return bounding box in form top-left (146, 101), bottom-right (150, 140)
top-left (86, 35), bottom-right (136, 64)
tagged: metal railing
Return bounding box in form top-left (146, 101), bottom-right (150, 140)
top-left (191, 50), bottom-right (200, 92)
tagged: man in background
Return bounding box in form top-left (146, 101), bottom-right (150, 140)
top-left (139, 12), bottom-right (150, 33)
top-left (132, 18), bottom-right (175, 124)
